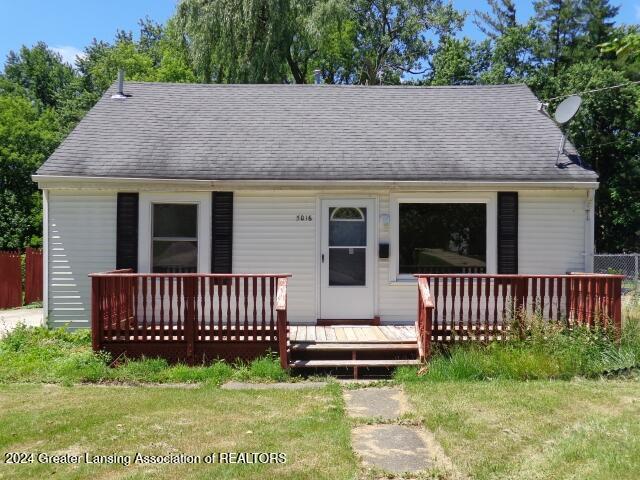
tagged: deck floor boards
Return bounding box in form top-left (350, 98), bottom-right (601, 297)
top-left (289, 325), bottom-right (417, 344)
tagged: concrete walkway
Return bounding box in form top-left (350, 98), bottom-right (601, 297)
top-left (0, 308), bottom-right (44, 338)
top-left (344, 386), bottom-right (459, 477)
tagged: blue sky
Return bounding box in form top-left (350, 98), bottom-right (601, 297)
top-left (0, 0), bottom-right (638, 67)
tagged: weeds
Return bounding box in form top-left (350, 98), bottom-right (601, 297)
top-left (397, 310), bottom-right (640, 382)
top-left (0, 325), bottom-right (289, 385)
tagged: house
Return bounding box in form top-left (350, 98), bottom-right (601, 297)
top-left (34, 81), bottom-right (617, 370)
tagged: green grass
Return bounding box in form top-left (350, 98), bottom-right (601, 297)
top-left (0, 325), bottom-right (289, 385)
top-left (0, 383), bottom-right (356, 480)
top-left (404, 379), bottom-right (640, 480)
top-left (396, 305), bottom-right (640, 383)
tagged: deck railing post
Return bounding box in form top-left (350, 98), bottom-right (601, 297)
top-left (515, 277), bottom-right (528, 340)
top-left (275, 277), bottom-right (289, 369)
top-left (184, 276), bottom-right (197, 365)
top-left (424, 298), bottom-right (433, 360)
top-left (613, 276), bottom-right (623, 342)
top-left (415, 276), bottom-right (434, 361)
top-left (91, 277), bottom-right (101, 352)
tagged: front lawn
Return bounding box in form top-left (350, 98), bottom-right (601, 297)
top-left (0, 325), bottom-right (290, 385)
top-left (405, 379), bottom-right (640, 480)
top-left (0, 383), bottom-right (356, 480)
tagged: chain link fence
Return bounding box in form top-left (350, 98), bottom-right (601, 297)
top-left (594, 254), bottom-right (639, 301)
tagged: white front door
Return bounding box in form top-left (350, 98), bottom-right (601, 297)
top-left (320, 199), bottom-right (375, 319)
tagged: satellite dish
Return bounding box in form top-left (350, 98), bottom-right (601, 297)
top-left (553, 95), bottom-right (582, 124)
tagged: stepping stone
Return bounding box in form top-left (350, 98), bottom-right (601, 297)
top-left (343, 387), bottom-right (408, 419)
top-left (221, 381), bottom-right (327, 390)
top-left (351, 424), bottom-right (431, 474)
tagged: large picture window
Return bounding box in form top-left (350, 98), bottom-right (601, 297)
top-left (152, 203), bottom-right (198, 273)
top-left (399, 203), bottom-right (486, 274)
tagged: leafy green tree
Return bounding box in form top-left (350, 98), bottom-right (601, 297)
top-left (176, 0), bottom-right (298, 83)
top-left (0, 93), bottom-right (61, 248)
top-left (474, 0), bottom-right (517, 39)
top-left (350, 0), bottom-right (464, 84)
top-left (531, 63), bottom-right (640, 251)
top-left (3, 42), bottom-right (76, 108)
top-left (430, 37), bottom-right (487, 85)
top-left (533, 0), bottom-right (582, 76)
top-left (578, 0), bottom-right (619, 54)
top-left (480, 22), bottom-right (540, 83)
top-left (600, 27), bottom-right (640, 79)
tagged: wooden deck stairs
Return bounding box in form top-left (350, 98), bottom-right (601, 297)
top-left (287, 325), bottom-right (421, 377)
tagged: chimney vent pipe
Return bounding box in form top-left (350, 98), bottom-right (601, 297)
top-left (111, 69), bottom-right (127, 100)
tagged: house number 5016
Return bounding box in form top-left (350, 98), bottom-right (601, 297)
top-left (296, 214), bottom-right (313, 222)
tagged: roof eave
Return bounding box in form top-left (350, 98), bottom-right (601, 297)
top-left (32, 174), bottom-right (599, 191)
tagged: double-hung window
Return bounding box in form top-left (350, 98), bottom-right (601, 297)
top-left (152, 203), bottom-right (198, 273)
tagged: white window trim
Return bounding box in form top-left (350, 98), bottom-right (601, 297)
top-left (138, 192), bottom-right (211, 273)
top-left (389, 192), bottom-right (497, 283)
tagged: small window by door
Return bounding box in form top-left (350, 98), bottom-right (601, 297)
top-left (152, 203), bottom-right (198, 273)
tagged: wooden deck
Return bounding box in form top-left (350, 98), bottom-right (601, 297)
top-left (289, 325), bottom-right (416, 343)
top-left (89, 271), bottom-right (624, 375)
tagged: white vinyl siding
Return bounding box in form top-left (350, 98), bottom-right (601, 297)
top-left (233, 192), bottom-right (317, 323)
top-left (43, 186), bottom-right (592, 328)
top-left (518, 190), bottom-right (588, 274)
top-left (47, 192), bottom-right (116, 329)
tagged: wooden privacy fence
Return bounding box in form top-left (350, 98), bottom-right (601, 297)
top-left (89, 270), bottom-right (291, 365)
top-left (415, 274), bottom-right (624, 361)
top-left (0, 251), bottom-right (21, 309)
top-left (0, 248), bottom-right (43, 309)
top-left (24, 248), bottom-right (43, 305)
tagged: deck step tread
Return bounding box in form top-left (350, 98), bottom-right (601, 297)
top-left (291, 342), bottom-right (418, 351)
top-left (289, 359), bottom-right (421, 368)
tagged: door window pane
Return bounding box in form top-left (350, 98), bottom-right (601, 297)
top-left (152, 203), bottom-right (198, 273)
top-left (399, 203), bottom-right (486, 274)
top-left (329, 207), bottom-right (367, 246)
top-left (329, 248), bottom-right (366, 286)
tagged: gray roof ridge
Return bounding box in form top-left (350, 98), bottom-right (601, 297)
top-left (116, 81), bottom-right (529, 90)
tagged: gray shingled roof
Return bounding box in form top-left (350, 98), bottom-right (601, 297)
top-left (36, 82), bottom-right (597, 182)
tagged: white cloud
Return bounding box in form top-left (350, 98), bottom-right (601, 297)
top-left (635, 4), bottom-right (640, 20)
top-left (51, 45), bottom-right (86, 66)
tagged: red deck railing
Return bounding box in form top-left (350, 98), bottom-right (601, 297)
top-left (89, 270), bottom-right (291, 364)
top-left (415, 273), bottom-right (624, 361)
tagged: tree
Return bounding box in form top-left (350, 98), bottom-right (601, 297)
top-left (176, 0), bottom-right (300, 83)
top-left (350, 0), bottom-right (464, 84)
top-left (3, 42), bottom-right (76, 108)
top-left (473, 0), bottom-right (517, 39)
top-left (579, 0), bottom-right (619, 53)
top-left (533, 0), bottom-right (582, 76)
top-left (430, 37), bottom-right (486, 85)
top-left (531, 63), bottom-right (640, 251)
top-left (0, 93), bottom-right (61, 248)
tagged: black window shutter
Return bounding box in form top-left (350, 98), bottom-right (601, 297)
top-left (116, 193), bottom-right (139, 271)
top-left (497, 192), bottom-right (518, 274)
top-left (211, 192), bottom-right (233, 273)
